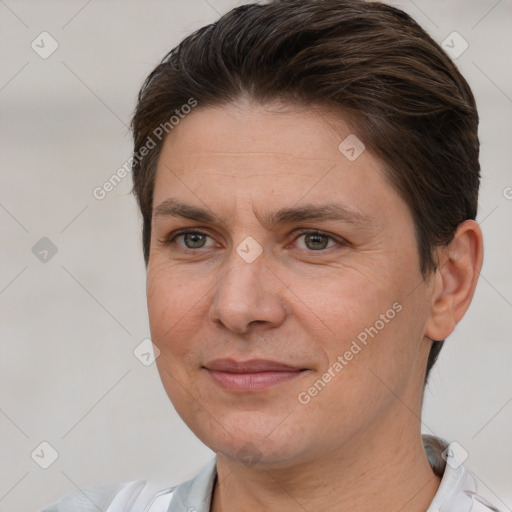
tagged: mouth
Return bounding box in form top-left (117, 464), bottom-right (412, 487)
top-left (203, 358), bottom-right (308, 392)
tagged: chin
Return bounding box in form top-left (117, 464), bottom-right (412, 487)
top-left (188, 409), bottom-right (312, 468)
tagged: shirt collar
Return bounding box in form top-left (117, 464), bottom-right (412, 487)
top-left (167, 435), bottom-right (479, 512)
top-left (167, 456), bottom-right (217, 512)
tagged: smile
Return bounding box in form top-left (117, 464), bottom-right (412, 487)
top-left (203, 358), bottom-right (308, 392)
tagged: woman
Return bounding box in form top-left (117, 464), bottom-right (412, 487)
top-left (42, 1), bottom-right (500, 510)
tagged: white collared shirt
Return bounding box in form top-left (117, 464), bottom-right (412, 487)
top-left (41, 436), bottom-right (501, 512)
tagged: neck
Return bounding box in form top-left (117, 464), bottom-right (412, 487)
top-left (210, 421), bottom-right (441, 512)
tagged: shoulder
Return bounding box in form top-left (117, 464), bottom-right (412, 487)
top-left (40, 479), bottom-right (175, 512)
top-left (423, 436), bottom-right (503, 512)
top-left (40, 457), bottom-right (216, 512)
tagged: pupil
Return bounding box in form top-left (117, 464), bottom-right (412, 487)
top-left (306, 234), bottom-right (327, 250)
top-left (185, 233), bottom-right (205, 248)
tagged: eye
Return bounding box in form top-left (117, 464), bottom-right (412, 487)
top-left (293, 230), bottom-right (338, 251)
top-left (162, 229), bottom-right (343, 252)
top-left (165, 230), bottom-right (216, 250)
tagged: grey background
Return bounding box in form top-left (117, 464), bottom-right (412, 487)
top-left (0, 1), bottom-right (511, 510)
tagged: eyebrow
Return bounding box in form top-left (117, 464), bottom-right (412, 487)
top-left (153, 198), bottom-right (374, 229)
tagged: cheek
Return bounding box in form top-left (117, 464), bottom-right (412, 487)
top-left (289, 261), bottom-right (418, 389)
top-left (146, 263), bottom-right (207, 357)
top-left (147, 266), bottom-right (209, 416)
top-left (291, 265), bottom-right (395, 344)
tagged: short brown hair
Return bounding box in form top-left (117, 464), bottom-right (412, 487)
top-left (130, 0), bottom-right (480, 382)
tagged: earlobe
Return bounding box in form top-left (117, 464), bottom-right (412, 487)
top-left (425, 220), bottom-right (484, 342)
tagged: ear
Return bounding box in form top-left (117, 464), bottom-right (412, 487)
top-left (425, 220), bottom-right (484, 341)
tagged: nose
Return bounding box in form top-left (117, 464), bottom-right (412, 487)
top-left (208, 245), bottom-right (288, 334)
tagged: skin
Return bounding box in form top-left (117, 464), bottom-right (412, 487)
top-left (146, 98), bottom-right (483, 512)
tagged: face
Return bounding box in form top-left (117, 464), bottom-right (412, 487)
top-left (147, 99), bottom-right (435, 468)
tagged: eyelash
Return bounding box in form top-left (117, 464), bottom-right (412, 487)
top-left (161, 229), bottom-right (345, 253)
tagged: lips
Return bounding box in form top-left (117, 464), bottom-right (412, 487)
top-left (204, 358), bottom-right (307, 392)
top-left (205, 358), bottom-right (304, 373)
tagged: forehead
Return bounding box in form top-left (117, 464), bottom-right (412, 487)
top-left (151, 101), bottom-right (405, 227)
top-left (158, 99), bottom-right (352, 170)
